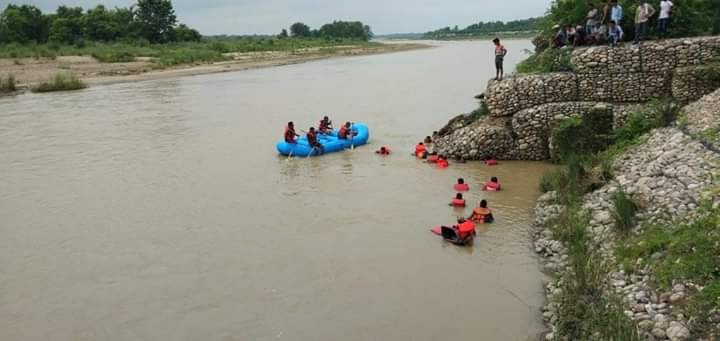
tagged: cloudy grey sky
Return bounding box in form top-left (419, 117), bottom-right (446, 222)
top-left (11, 0), bottom-right (552, 35)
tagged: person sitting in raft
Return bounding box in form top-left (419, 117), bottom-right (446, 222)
top-left (318, 116), bottom-right (333, 134)
top-left (415, 142), bottom-right (427, 158)
top-left (468, 200), bottom-right (494, 224)
top-left (306, 127), bottom-right (324, 154)
top-left (436, 155), bottom-right (449, 168)
top-left (484, 176), bottom-right (502, 191)
top-left (284, 121), bottom-right (300, 143)
top-left (450, 193), bottom-right (466, 207)
top-left (375, 146), bottom-right (392, 155)
top-left (338, 122), bottom-right (357, 140)
top-left (426, 152), bottom-right (439, 163)
top-left (424, 136), bottom-right (433, 144)
top-left (454, 178), bottom-right (470, 192)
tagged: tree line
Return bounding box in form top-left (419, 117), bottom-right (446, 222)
top-left (425, 17), bottom-right (541, 38)
top-left (0, 0), bottom-right (200, 44)
top-left (284, 21), bottom-right (373, 41)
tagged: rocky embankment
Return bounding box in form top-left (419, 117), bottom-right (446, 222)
top-left (434, 36), bottom-right (720, 161)
top-left (534, 89), bottom-right (720, 340)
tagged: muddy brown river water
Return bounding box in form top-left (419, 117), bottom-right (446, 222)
top-left (0, 40), bottom-right (554, 341)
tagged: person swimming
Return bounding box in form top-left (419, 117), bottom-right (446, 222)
top-left (375, 146), bottom-right (392, 155)
top-left (450, 193), bottom-right (466, 207)
top-left (468, 200), bottom-right (494, 223)
top-left (454, 178), bottom-right (470, 192)
top-left (484, 176), bottom-right (501, 191)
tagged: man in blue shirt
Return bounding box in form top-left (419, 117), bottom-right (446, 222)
top-left (610, 0), bottom-right (623, 25)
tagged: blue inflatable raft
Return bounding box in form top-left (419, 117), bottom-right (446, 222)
top-left (276, 123), bottom-right (370, 157)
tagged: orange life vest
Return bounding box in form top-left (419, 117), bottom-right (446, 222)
top-left (471, 207), bottom-right (492, 223)
top-left (451, 198), bottom-right (466, 207)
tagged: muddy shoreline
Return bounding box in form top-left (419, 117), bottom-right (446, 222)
top-left (0, 42), bottom-right (430, 94)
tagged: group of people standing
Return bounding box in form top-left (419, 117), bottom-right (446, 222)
top-left (554, 0), bottom-right (674, 48)
top-left (283, 116), bottom-right (357, 154)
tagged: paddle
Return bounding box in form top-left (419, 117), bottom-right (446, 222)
top-left (350, 122), bottom-right (355, 150)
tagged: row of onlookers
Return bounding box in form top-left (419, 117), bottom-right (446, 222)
top-left (553, 0), bottom-right (674, 47)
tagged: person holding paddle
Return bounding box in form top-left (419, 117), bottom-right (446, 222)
top-left (284, 121), bottom-right (299, 143)
top-left (318, 116), bottom-right (333, 134)
top-left (338, 122), bottom-right (357, 140)
top-left (306, 127), bottom-right (324, 155)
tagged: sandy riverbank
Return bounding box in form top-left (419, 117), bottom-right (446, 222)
top-left (0, 42), bottom-right (430, 92)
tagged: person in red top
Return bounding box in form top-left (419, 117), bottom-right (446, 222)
top-left (454, 218), bottom-right (476, 241)
top-left (306, 127), bottom-right (324, 155)
top-left (436, 155), bottom-right (449, 168)
top-left (415, 142), bottom-right (427, 158)
top-left (338, 122), bottom-right (357, 140)
top-left (493, 38), bottom-right (508, 81)
top-left (284, 121), bottom-right (299, 143)
top-left (454, 178), bottom-right (470, 192)
top-left (484, 176), bottom-right (502, 191)
top-left (450, 193), bottom-right (466, 207)
top-left (318, 116), bottom-right (333, 134)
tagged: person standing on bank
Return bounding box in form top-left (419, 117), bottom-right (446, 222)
top-left (634, 0), bottom-right (656, 44)
top-left (658, 0), bottom-right (673, 39)
top-left (586, 2), bottom-right (601, 35)
top-left (493, 38), bottom-right (507, 81)
top-left (610, 0), bottom-right (623, 26)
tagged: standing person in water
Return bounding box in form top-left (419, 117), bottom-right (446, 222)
top-left (284, 121), bottom-right (299, 143)
top-left (306, 127), bottom-right (324, 155)
top-left (318, 116), bottom-right (333, 134)
top-left (493, 38), bottom-right (508, 81)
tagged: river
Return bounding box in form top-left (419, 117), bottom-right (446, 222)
top-left (0, 40), bottom-right (553, 341)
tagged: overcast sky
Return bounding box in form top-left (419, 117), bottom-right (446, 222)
top-left (10, 0), bottom-right (552, 35)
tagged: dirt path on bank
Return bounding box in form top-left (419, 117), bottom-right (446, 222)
top-left (0, 43), bottom-right (430, 91)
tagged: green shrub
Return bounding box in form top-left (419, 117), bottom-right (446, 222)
top-left (516, 47), bottom-right (574, 74)
top-left (32, 73), bottom-right (87, 93)
top-left (0, 74), bottom-right (17, 93)
top-left (552, 108), bottom-right (613, 163)
top-left (612, 190), bottom-right (638, 234)
top-left (92, 50), bottom-right (135, 63)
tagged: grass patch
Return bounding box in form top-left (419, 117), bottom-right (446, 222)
top-left (616, 204), bottom-right (720, 336)
top-left (0, 74), bottom-right (17, 93)
top-left (611, 190), bottom-right (638, 234)
top-left (516, 48), bottom-right (574, 74)
top-left (32, 73), bottom-right (87, 93)
top-left (550, 204), bottom-right (640, 340)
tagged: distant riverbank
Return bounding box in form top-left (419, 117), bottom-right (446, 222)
top-left (0, 42), bottom-right (429, 93)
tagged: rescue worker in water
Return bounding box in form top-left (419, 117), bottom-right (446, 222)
top-left (284, 121), bottom-right (299, 143)
top-left (306, 127), bottom-right (324, 155)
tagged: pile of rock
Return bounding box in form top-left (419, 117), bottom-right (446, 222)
top-left (681, 88), bottom-right (720, 148)
top-left (533, 116), bottom-right (720, 339)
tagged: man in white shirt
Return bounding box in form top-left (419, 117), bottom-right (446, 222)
top-left (634, 0), bottom-right (656, 44)
top-left (658, 0), bottom-right (674, 38)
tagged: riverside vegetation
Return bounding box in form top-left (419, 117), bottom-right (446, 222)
top-left (0, 1), bottom-right (376, 92)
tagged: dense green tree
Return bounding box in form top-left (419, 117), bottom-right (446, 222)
top-left (318, 21), bottom-right (372, 40)
top-left (135, 0), bottom-right (176, 43)
top-left (278, 28), bottom-right (288, 38)
top-left (171, 23), bottom-right (201, 42)
top-left (290, 22), bottom-right (311, 37)
top-left (0, 4), bottom-right (49, 43)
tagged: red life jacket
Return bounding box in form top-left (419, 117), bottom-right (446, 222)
top-left (457, 220), bottom-right (476, 239)
top-left (284, 127), bottom-right (296, 143)
top-left (451, 198), bottom-right (466, 207)
top-left (454, 184), bottom-right (470, 192)
top-left (485, 159), bottom-right (498, 166)
top-left (484, 181), bottom-right (501, 191)
top-left (307, 131), bottom-right (318, 145)
top-left (319, 120), bottom-right (330, 132)
top-left (437, 159), bottom-right (449, 168)
top-left (338, 126), bottom-right (349, 139)
top-left (427, 154), bottom-right (439, 163)
top-left (415, 144), bottom-right (426, 158)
